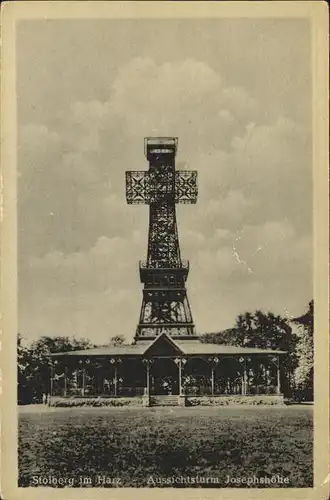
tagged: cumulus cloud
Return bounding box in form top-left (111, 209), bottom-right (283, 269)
top-left (20, 234), bottom-right (145, 341)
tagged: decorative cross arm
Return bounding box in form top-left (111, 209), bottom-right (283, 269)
top-left (126, 170), bottom-right (198, 204)
top-left (175, 171), bottom-right (198, 204)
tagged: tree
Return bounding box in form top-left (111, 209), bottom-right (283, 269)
top-left (17, 334), bottom-right (34, 404)
top-left (108, 335), bottom-right (126, 346)
top-left (292, 300), bottom-right (314, 401)
top-left (201, 328), bottom-right (242, 346)
top-left (201, 309), bottom-right (298, 395)
top-left (201, 310), bottom-right (297, 351)
top-left (31, 335), bottom-right (95, 354)
top-left (292, 300), bottom-right (313, 333)
top-left (17, 335), bottom-right (95, 404)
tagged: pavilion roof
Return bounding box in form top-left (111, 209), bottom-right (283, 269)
top-left (175, 341), bottom-right (286, 355)
top-left (50, 343), bottom-right (147, 357)
top-left (50, 335), bottom-right (286, 357)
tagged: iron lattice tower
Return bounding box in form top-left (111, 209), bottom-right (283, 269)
top-left (126, 137), bottom-right (198, 341)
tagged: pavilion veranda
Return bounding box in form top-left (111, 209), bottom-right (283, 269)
top-left (49, 333), bottom-right (286, 406)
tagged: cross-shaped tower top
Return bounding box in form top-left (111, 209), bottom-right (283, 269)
top-left (126, 137), bottom-right (198, 207)
top-left (126, 138), bottom-right (198, 341)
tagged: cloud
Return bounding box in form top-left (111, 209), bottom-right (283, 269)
top-left (187, 222), bottom-right (312, 333)
top-left (24, 234), bottom-right (144, 296)
top-left (109, 57), bottom-right (259, 152)
top-left (19, 235), bottom-right (144, 342)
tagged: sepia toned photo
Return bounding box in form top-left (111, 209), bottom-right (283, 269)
top-left (1, 2), bottom-right (329, 500)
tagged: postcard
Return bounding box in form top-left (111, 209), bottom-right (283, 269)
top-left (1, 2), bottom-right (329, 500)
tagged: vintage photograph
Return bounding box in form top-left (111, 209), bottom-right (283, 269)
top-left (1, 1), bottom-right (329, 498)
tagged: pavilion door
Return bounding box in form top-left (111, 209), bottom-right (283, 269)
top-left (150, 358), bottom-right (179, 395)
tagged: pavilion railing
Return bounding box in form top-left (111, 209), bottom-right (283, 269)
top-left (117, 386), bottom-right (145, 397)
top-left (51, 386), bottom-right (146, 398)
top-left (183, 384), bottom-right (278, 396)
top-left (247, 385), bottom-right (278, 395)
top-left (183, 386), bottom-right (212, 396)
top-left (51, 384), bottom-right (279, 398)
top-left (213, 383), bottom-right (242, 395)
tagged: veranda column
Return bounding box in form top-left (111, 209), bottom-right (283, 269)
top-left (276, 356), bottom-right (281, 395)
top-left (81, 360), bottom-right (86, 397)
top-left (244, 358), bottom-right (248, 395)
top-left (208, 357), bottom-right (219, 396)
top-left (181, 359), bottom-right (187, 394)
top-left (239, 357), bottom-right (244, 395)
top-left (117, 359), bottom-right (123, 396)
top-left (64, 366), bottom-right (67, 397)
top-left (110, 358), bottom-right (118, 396)
top-left (178, 359), bottom-right (182, 394)
top-left (115, 364), bottom-right (118, 396)
top-left (174, 358), bottom-right (182, 394)
top-left (246, 357), bottom-right (251, 395)
top-left (174, 358), bottom-right (186, 406)
top-left (142, 359), bottom-right (152, 396)
top-left (239, 357), bottom-right (247, 395)
top-left (146, 361), bottom-right (150, 395)
top-left (50, 361), bottom-right (54, 398)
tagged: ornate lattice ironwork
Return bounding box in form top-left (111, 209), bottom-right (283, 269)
top-left (175, 171), bottom-right (198, 204)
top-left (126, 171), bottom-right (198, 205)
top-left (126, 137), bottom-right (198, 341)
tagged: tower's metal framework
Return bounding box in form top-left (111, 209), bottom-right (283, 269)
top-left (126, 137), bottom-right (198, 341)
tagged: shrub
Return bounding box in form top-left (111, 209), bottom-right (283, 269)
top-left (186, 395), bottom-right (284, 406)
top-left (50, 397), bottom-right (143, 407)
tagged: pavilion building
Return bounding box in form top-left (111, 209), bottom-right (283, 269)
top-left (50, 334), bottom-right (286, 406)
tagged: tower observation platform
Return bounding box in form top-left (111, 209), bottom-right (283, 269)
top-left (126, 137), bottom-right (198, 341)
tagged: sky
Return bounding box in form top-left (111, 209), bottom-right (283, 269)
top-left (17, 18), bottom-right (313, 344)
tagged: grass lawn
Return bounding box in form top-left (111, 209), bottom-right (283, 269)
top-left (18, 405), bottom-right (313, 488)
